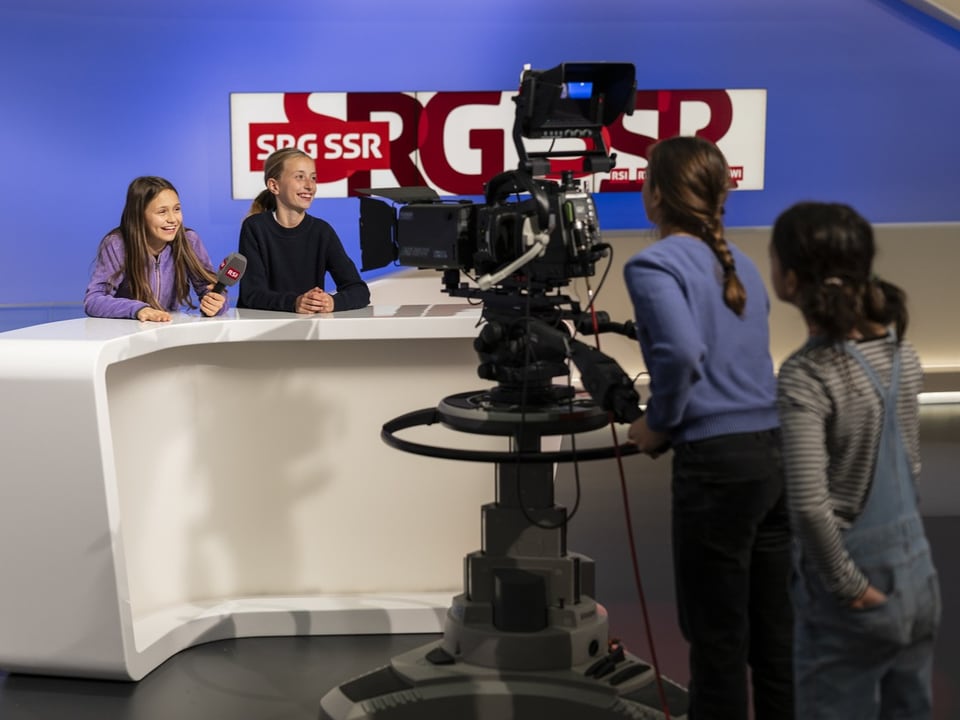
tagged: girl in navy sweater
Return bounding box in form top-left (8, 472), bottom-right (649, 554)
top-left (237, 148), bottom-right (369, 314)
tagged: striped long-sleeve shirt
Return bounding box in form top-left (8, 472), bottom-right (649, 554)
top-left (775, 334), bottom-right (923, 602)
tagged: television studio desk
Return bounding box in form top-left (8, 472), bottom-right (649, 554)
top-left (2, 299), bottom-right (959, 683)
top-left (0, 305), bottom-right (508, 680)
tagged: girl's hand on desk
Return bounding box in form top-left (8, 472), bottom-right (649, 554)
top-left (136, 307), bottom-right (171, 322)
top-left (296, 287), bottom-right (333, 314)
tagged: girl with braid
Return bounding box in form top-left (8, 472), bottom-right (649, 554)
top-left (772, 202), bottom-right (939, 719)
top-left (624, 136), bottom-right (793, 719)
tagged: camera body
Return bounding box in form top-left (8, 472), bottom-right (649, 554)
top-left (382, 172), bottom-right (602, 291)
top-left (358, 62), bottom-right (635, 294)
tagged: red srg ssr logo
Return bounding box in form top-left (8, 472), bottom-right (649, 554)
top-left (234, 90), bottom-right (766, 197)
top-left (249, 119), bottom-right (391, 185)
top-left (225, 267), bottom-right (241, 281)
top-left (255, 130), bottom-right (385, 161)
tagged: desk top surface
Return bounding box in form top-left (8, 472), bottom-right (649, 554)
top-left (0, 305), bottom-right (484, 374)
top-left (0, 304), bottom-right (482, 342)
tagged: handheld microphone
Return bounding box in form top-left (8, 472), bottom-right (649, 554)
top-left (212, 253), bottom-right (247, 293)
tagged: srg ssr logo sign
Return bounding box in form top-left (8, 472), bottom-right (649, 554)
top-left (230, 89), bottom-right (766, 199)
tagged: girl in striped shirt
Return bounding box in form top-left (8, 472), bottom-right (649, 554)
top-left (771, 201), bottom-right (940, 719)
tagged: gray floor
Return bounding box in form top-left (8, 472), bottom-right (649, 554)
top-left (0, 421), bottom-right (956, 719)
top-left (0, 633), bottom-right (440, 720)
top-left (0, 517), bottom-right (955, 720)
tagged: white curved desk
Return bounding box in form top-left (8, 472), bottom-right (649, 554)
top-left (0, 305), bottom-right (503, 680)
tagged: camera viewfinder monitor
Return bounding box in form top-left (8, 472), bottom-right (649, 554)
top-left (518, 62), bottom-right (636, 139)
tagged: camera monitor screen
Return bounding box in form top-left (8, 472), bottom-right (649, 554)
top-left (564, 81), bottom-right (593, 100)
top-left (519, 62), bottom-right (635, 138)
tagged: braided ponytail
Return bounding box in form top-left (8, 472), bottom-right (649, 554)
top-left (647, 137), bottom-right (745, 315)
top-left (701, 219), bottom-right (746, 316)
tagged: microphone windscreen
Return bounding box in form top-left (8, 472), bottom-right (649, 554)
top-left (216, 253), bottom-right (247, 288)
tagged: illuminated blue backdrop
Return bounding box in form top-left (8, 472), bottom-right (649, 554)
top-left (0, 0), bottom-right (957, 306)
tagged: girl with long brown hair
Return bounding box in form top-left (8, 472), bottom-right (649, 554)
top-left (84, 176), bottom-right (226, 321)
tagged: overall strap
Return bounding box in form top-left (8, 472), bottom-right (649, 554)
top-left (842, 331), bottom-right (917, 525)
top-left (842, 331), bottom-right (901, 406)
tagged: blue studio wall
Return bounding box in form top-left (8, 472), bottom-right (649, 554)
top-left (0, 0), bottom-right (957, 308)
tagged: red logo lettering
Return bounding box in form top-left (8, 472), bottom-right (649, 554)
top-left (729, 166), bottom-right (743, 188)
top-left (419, 92), bottom-right (505, 196)
top-left (248, 92), bottom-right (391, 184)
top-left (249, 121), bottom-right (390, 182)
top-left (346, 92), bottom-right (427, 194)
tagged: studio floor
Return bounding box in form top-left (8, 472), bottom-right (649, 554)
top-left (0, 518), bottom-right (956, 720)
top-left (0, 633), bottom-right (441, 720)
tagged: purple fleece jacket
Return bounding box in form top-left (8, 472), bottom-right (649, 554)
top-left (84, 230), bottom-right (228, 319)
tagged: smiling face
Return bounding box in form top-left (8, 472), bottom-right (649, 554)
top-left (143, 188), bottom-right (182, 252)
top-left (268, 154), bottom-right (317, 214)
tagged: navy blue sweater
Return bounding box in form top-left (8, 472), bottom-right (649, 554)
top-left (238, 212), bottom-right (370, 313)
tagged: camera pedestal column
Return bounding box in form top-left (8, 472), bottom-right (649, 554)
top-left (318, 428), bottom-right (688, 720)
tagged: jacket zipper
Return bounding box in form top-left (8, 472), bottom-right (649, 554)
top-left (154, 255), bottom-right (161, 306)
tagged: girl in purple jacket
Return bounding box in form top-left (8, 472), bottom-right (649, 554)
top-left (84, 176), bottom-right (227, 322)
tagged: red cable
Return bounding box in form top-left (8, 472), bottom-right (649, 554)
top-left (609, 422), bottom-right (672, 720)
top-left (583, 302), bottom-right (672, 719)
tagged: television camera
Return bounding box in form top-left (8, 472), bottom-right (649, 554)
top-left (359, 62), bottom-right (636, 295)
top-left (320, 63), bottom-right (689, 719)
top-left (358, 61), bottom-right (642, 416)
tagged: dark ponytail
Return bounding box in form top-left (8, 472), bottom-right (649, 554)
top-left (799, 276), bottom-right (865, 342)
top-left (771, 202), bottom-right (909, 342)
top-left (866, 276), bottom-right (909, 340)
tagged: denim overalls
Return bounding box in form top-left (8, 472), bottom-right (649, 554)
top-left (792, 337), bottom-right (941, 719)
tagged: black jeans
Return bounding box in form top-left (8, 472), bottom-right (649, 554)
top-left (671, 429), bottom-right (794, 720)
